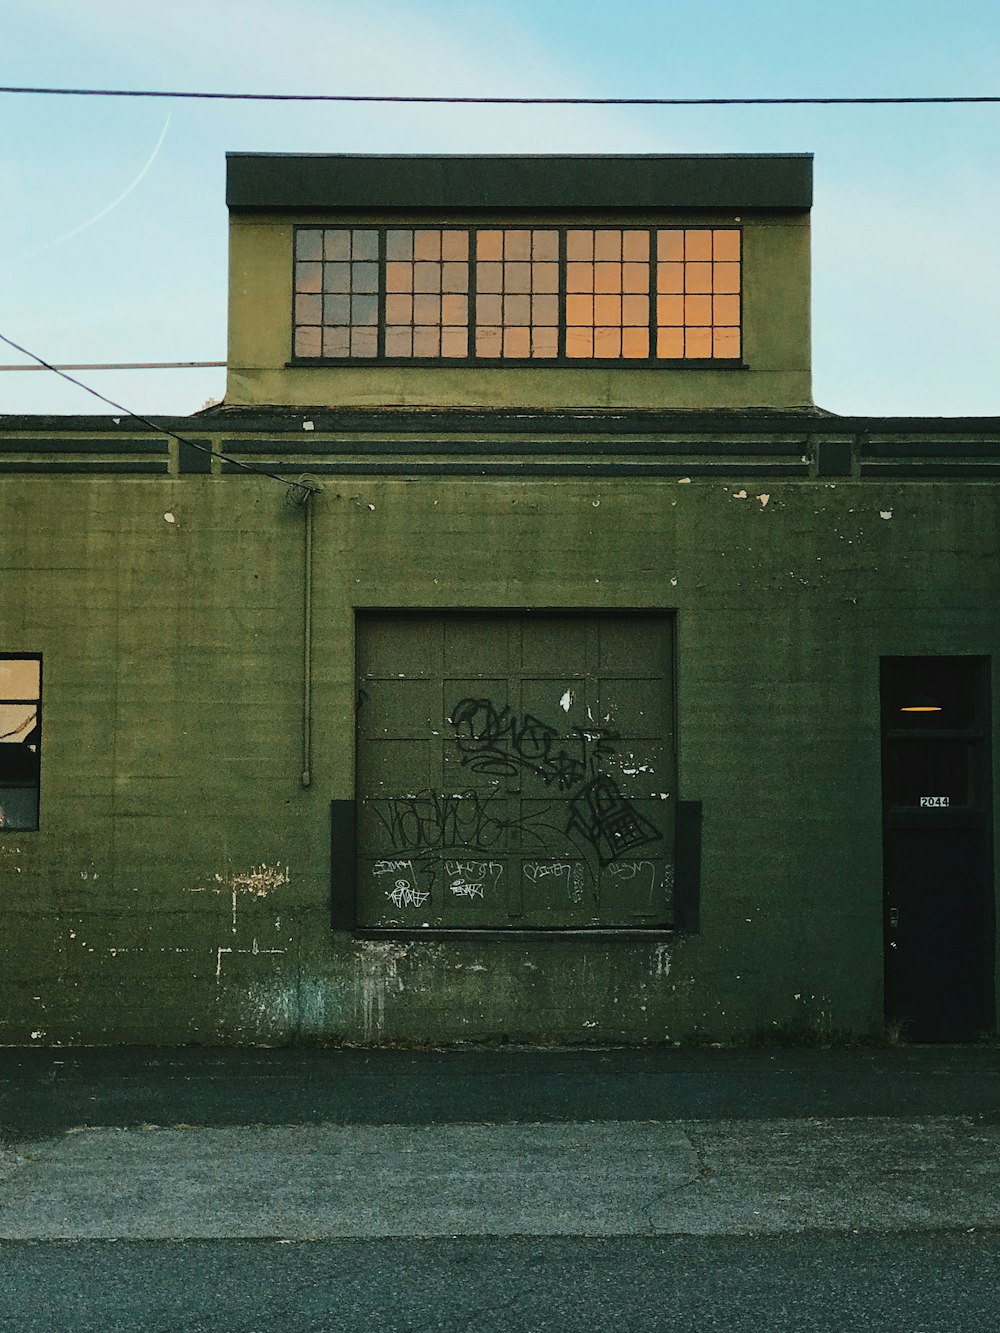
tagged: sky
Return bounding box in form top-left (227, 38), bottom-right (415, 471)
top-left (1, 0), bottom-right (999, 419)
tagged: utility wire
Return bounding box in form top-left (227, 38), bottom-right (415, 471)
top-left (0, 331), bottom-right (308, 494)
top-left (0, 85), bottom-right (998, 106)
top-left (0, 361), bottom-right (224, 371)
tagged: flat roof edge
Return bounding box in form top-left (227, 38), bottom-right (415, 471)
top-left (226, 153), bottom-right (813, 212)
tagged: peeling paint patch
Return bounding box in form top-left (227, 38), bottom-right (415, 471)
top-left (653, 944), bottom-right (672, 979)
top-left (559, 689), bottom-right (574, 713)
top-left (733, 489), bottom-right (747, 499)
top-left (756, 493), bottom-right (770, 508)
top-left (880, 509), bottom-right (893, 520)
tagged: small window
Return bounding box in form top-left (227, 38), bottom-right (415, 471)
top-left (0, 656), bottom-right (41, 831)
top-left (292, 225), bottom-right (742, 365)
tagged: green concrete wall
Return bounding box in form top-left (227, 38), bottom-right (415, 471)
top-left (226, 212), bottom-right (811, 410)
top-left (0, 463), bottom-right (996, 1046)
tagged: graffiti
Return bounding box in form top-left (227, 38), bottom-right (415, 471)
top-left (567, 775), bottom-right (661, 866)
top-left (604, 858), bottom-right (661, 898)
top-left (450, 697), bottom-right (616, 791)
top-left (387, 881), bottom-right (429, 909)
top-left (523, 859), bottom-right (587, 903)
top-left (374, 789), bottom-right (559, 855)
top-left (445, 858), bottom-right (502, 902)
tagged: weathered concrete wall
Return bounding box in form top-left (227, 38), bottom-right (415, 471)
top-left (0, 431), bottom-right (997, 1045)
top-left (226, 212), bottom-right (812, 410)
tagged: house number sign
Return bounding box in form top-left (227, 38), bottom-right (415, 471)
top-left (919, 796), bottom-right (950, 807)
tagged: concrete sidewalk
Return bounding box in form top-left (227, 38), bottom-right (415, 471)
top-left (2, 1046), bottom-right (999, 1241)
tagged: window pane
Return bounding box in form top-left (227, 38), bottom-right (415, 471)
top-left (385, 327), bottom-right (412, 357)
top-left (351, 328), bottom-right (378, 357)
top-left (323, 230), bottom-right (351, 261)
top-left (658, 328), bottom-right (684, 358)
top-left (352, 294), bottom-right (378, 325)
top-left (714, 326), bottom-right (741, 358)
top-left (566, 230), bottom-right (594, 261)
top-left (295, 294), bottom-right (322, 325)
top-left (0, 704), bottom-right (36, 741)
top-left (594, 230), bottom-right (621, 261)
top-left (685, 295), bottom-right (712, 326)
top-left (504, 230), bottom-right (531, 261)
top-left (622, 231), bottom-right (649, 262)
top-left (533, 231), bottom-right (558, 260)
top-left (295, 326), bottom-right (322, 357)
top-left (566, 327), bottom-right (593, 358)
top-left (322, 327), bottom-right (351, 357)
top-left (476, 326), bottom-right (503, 357)
top-left (296, 262), bottom-right (322, 294)
top-left (351, 231), bottom-right (379, 261)
top-left (323, 262), bottom-right (351, 293)
top-left (533, 327), bottom-right (558, 357)
top-left (386, 230), bottom-right (413, 261)
top-left (685, 231), bottom-right (712, 261)
top-left (621, 327), bottom-right (649, 358)
top-left (657, 230), bottom-right (684, 261)
top-left (685, 262), bottom-right (713, 294)
top-left (714, 262), bottom-right (741, 294)
top-left (352, 262), bottom-right (379, 294)
top-left (477, 231), bottom-right (503, 261)
top-left (296, 230), bottom-right (323, 261)
top-left (323, 294), bottom-right (351, 325)
top-left (413, 230), bottom-right (442, 261)
top-left (441, 327), bottom-right (469, 357)
top-left (442, 231), bottom-right (469, 260)
top-left (685, 327), bottom-right (712, 358)
top-left (713, 229), bottom-right (741, 261)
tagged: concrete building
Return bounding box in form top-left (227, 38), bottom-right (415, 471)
top-left (0, 153), bottom-right (995, 1045)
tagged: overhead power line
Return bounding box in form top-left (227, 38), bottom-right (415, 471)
top-left (0, 331), bottom-right (306, 495)
top-left (0, 85), bottom-right (998, 106)
top-left (0, 360), bottom-right (224, 372)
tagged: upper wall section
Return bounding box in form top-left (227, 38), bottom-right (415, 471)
top-left (225, 153), bottom-right (813, 411)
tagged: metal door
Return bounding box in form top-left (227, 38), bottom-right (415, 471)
top-left (881, 657), bottom-right (994, 1041)
top-left (355, 611), bottom-right (675, 930)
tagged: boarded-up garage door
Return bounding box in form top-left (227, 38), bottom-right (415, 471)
top-left (356, 612), bottom-right (675, 929)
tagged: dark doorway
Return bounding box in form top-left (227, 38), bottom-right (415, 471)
top-left (881, 657), bottom-right (994, 1041)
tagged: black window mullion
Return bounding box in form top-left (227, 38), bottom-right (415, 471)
top-left (376, 228), bottom-right (387, 360)
top-left (648, 227), bottom-right (657, 362)
top-left (468, 228), bottom-right (478, 361)
top-left (557, 229), bottom-right (567, 360)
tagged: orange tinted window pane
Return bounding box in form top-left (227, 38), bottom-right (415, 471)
top-left (657, 294), bottom-right (684, 325)
top-left (714, 262), bottom-right (740, 294)
top-left (294, 327), bottom-right (322, 357)
top-left (685, 327), bottom-right (712, 358)
top-left (685, 231), bottom-right (712, 261)
top-left (385, 262), bottom-right (412, 293)
top-left (413, 327), bottom-right (440, 357)
top-left (385, 294), bottom-right (413, 324)
top-left (413, 294), bottom-right (441, 324)
top-left (477, 231), bottom-right (503, 261)
top-left (713, 326), bottom-right (741, 358)
top-left (566, 295), bottom-right (593, 326)
top-left (323, 230), bottom-right (351, 261)
top-left (685, 262), bottom-right (712, 293)
top-left (533, 327), bottom-right (558, 357)
top-left (657, 262), bottom-right (684, 294)
top-left (622, 263), bottom-right (649, 295)
top-left (533, 230), bottom-right (559, 260)
top-left (657, 230), bottom-right (684, 261)
top-left (0, 703), bottom-right (35, 739)
top-left (622, 294), bottom-right (648, 326)
top-left (566, 230), bottom-right (593, 261)
top-left (442, 262), bottom-right (468, 293)
top-left (296, 231), bottom-right (323, 261)
top-left (505, 294), bottom-right (531, 326)
top-left (567, 263), bottom-right (593, 293)
top-left (441, 231), bottom-right (469, 260)
top-left (441, 327), bottom-right (469, 357)
top-left (503, 230), bottom-right (530, 260)
top-left (593, 327), bottom-right (621, 358)
top-left (594, 294), bottom-right (622, 325)
top-left (657, 328), bottom-right (684, 358)
top-left (503, 327), bottom-right (531, 357)
top-left (622, 230), bottom-right (649, 262)
top-left (476, 294), bottom-right (503, 325)
top-left (714, 294), bottom-right (740, 325)
top-left (594, 230), bottom-right (621, 261)
top-left (476, 326), bottom-right (502, 357)
top-left (533, 263), bottom-right (559, 294)
top-left (685, 295), bottom-right (712, 326)
top-left (413, 263), bottom-right (441, 294)
top-left (505, 262), bottom-right (530, 294)
top-left (532, 294), bottom-right (559, 325)
top-left (386, 230), bottom-right (413, 261)
top-left (441, 294), bottom-right (468, 325)
top-left (594, 262), bottom-right (621, 295)
top-left (566, 327), bottom-right (593, 357)
top-left (385, 327), bottom-right (412, 357)
top-left (295, 294), bottom-right (322, 325)
top-left (351, 328), bottom-right (377, 357)
top-left (713, 229), bottom-right (740, 261)
top-left (621, 327), bottom-right (649, 358)
top-left (296, 262), bottom-right (322, 293)
top-left (477, 262), bottom-right (503, 293)
top-left (322, 327), bottom-right (350, 357)
top-left (413, 230), bottom-right (441, 260)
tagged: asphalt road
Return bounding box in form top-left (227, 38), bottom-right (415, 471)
top-left (4, 1233), bottom-right (1000, 1333)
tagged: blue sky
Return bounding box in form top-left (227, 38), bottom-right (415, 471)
top-left (1, 0), bottom-right (998, 416)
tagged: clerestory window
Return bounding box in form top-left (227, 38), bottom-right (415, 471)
top-left (293, 226), bottom-right (741, 365)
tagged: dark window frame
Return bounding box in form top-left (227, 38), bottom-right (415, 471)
top-left (0, 653), bottom-right (42, 833)
top-left (290, 224), bottom-right (744, 370)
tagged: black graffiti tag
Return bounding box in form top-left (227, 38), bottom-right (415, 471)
top-left (374, 788), bottom-right (560, 855)
top-left (566, 774), bottom-right (661, 866)
top-left (450, 697), bottom-right (616, 791)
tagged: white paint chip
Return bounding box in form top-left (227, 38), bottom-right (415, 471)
top-left (677, 477), bottom-right (692, 485)
top-left (880, 510), bottom-right (893, 520)
top-left (559, 690), bottom-right (574, 712)
top-left (733, 490), bottom-right (747, 499)
top-left (756, 493), bottom-right (770, 508)
top-left (163, 512), bottom-right (176, 524)
top-left (302, 420), bottom-right (315, 431)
